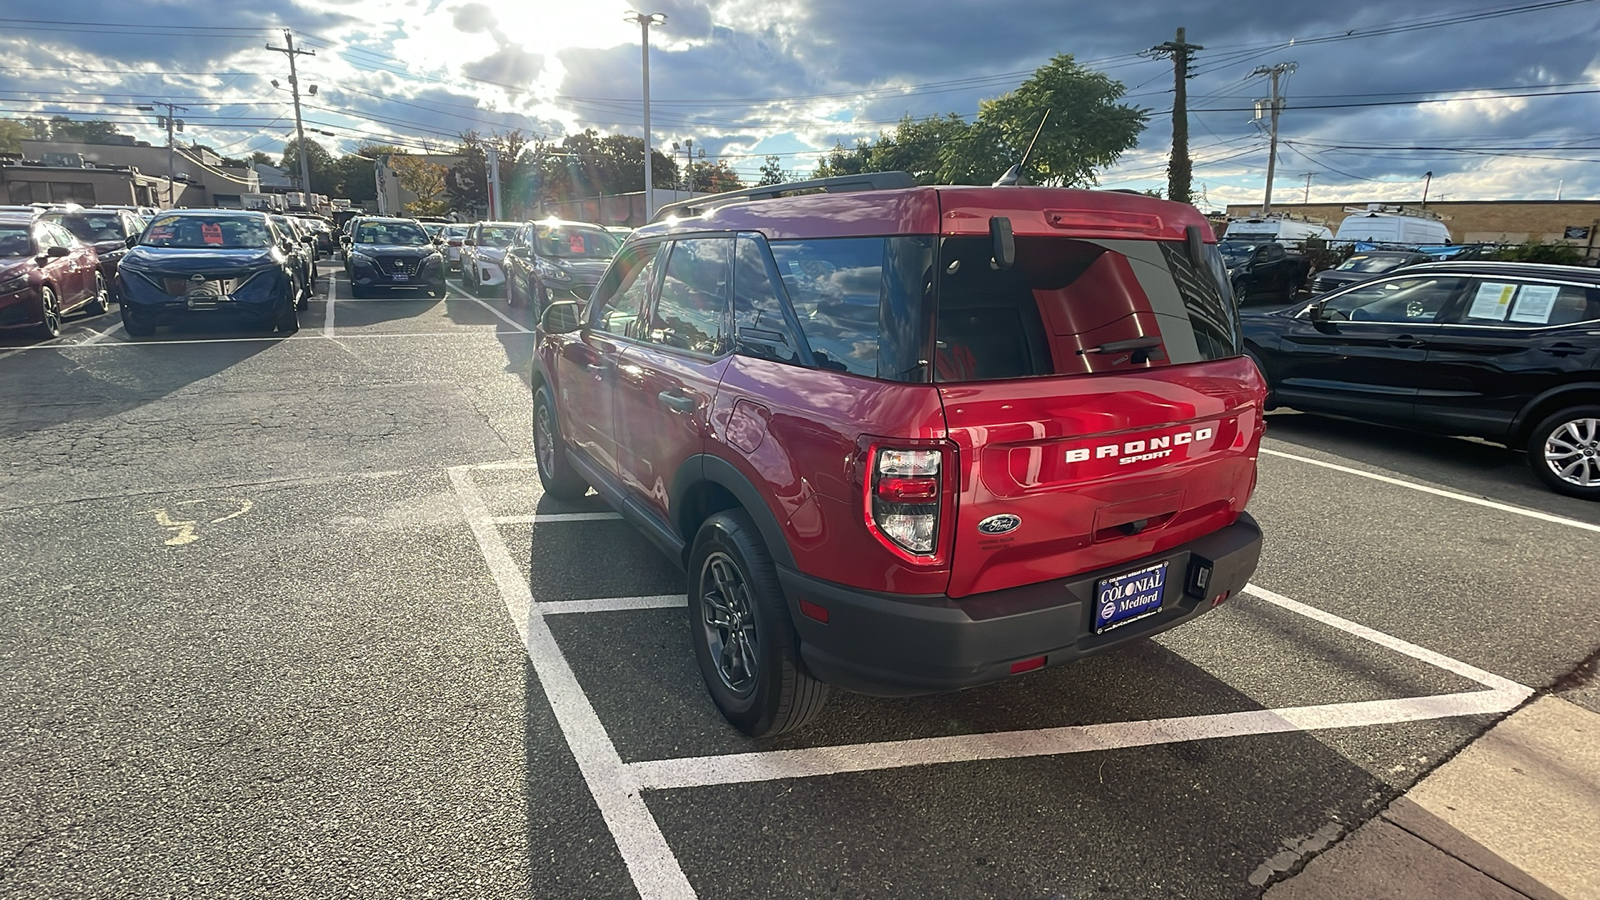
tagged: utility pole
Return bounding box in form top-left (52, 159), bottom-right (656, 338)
top-left (624, 12), bottom-right (665, 220)
top-left (1299, 172), bottom-right (1316, 204)
top-left (486, 144), bottom-right (502, 219)
top-left (266, 30), bottom-right (316, 201)
top-left (1250, 62), bottom-right (1295, 215)
top-left (136, 102), bottom-right (187, 208)
top-left (1150, 28), bottom-right (1202, 205)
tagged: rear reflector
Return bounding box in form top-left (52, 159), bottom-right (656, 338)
top-left (1211, 591), bottom-right (1230, 607)
top-left (1010, 656), bottom-right (1046, 674)
top-left (798, 599), bottom-right (829, 623)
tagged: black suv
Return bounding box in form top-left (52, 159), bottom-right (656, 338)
top-left (344, 217), bottom-right (446, 298)
top-left (1243, 261), bottom-right (1600, 497)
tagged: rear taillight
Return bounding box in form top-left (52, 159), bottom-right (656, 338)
top-left (865, 446), bottom-right (949, 561)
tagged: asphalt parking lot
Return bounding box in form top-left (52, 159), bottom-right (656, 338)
top-left (2, 261), bottom-right (1596, 899)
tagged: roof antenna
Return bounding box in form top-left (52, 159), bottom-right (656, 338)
top-left (992, 110), bottom-right (1051, 187)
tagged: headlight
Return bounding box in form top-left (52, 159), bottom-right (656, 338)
top-left (537, 260), bottom-right (572, 282)
top-left (0, 275), bottom-right (29, 294)
top-left (348, 251), bottom-right (375, 266)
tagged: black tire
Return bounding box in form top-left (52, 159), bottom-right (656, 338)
top-left (120, 302), bottom-right (154, 337)
top-left (1526, 406), bottom-right (1600, 499)
top-left (533, 385), bottom-right (590, 500)
top-left (274, 290), bottom-right (299, 335)
top-left (1233, 279), bottom-right (1250, 306)
top-left (35, 286), bottom-right (61, 338)
top-left (1245, 349), bottom-right (1275, 410)
top-left (85, 274), bottom-right (111, 315)
top-left (688, 510), bottom-right (829, 738)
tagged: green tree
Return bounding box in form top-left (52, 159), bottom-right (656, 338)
top-left (757, 155), bottom-right (790, 186)
top-left (811, 140), bottom-right (870, 179)
top-left (44, 116), bottom-right (126, 144)
top-left (866, 114), bottom-right (972, 184)
top-left (249, 150), bottom-right (274, 166)
top-left (1492, 240), bottom-right (1586, 265)
top-left (0, 119), bottom-right (31, 154)
top-left (686, 159), bottom-right (744, 193)
top-left (938, 54), bottom-right (1147, 186)
top-left (390, 155), bottom-right (450, 217)
top-left (529, 130), bottom-right (675, 207)
top-left (280, 138), bottom-right (337, 193)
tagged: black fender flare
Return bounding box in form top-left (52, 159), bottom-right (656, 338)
top-left (1511, 382), bottom-right (1600, 443)
top-left (671, 454), bottom-right (797, 570)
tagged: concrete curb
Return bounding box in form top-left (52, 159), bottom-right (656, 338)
top-left (1265, 695), bottom-right (1600, 900)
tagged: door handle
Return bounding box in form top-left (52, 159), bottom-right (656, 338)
top-left (1387, 336), bottom-right (1426, 349)
top-left (1540, 342), bottom-right (1584, 357)
top-left (658, 391), bottom-right (695, 413)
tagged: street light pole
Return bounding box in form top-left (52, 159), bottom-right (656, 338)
top-left (1422, 171), bottom-right (1433, 209)
top-left (624, 11), bottom-right (666, 221)
top-left (138, 102), bottom-right (187, 208)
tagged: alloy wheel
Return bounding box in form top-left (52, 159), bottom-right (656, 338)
top-left (39, 287), bottom-right (60, 336)
top-left (1543, 417), bottom-right (1600, 487)
top-left (698, 551), bottom-right (760, 695)
top-left (534, 401), bottom-right (556, 477)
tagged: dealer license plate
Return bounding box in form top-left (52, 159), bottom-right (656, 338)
top-left (392, 273), bottom-right (409, 282)
top-left (1094, 561), bottom-right (1169, 633)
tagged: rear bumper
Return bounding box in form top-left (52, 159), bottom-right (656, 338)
top-left (781, 512), bottom-right (1262, 696)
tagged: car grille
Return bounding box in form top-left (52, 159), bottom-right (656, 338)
top-left (385, 258), bottom-right (419, 276)
top-left (163, 277), bottom-right (244, 297)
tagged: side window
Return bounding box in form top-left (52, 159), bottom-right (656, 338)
top-left (650, 238), bottom-right (732, 355)
top-left (1264, 244), bottom-right (1285, 262)
top-left (589, 242), bottom-right (661, 338)
top-left (733, 236), bottom-right (803, 365)
top-left (1322, 276), bottom-right (1466, 323)
top-left (769, 238), bottom-right (885, 376)
top-left (1449, 281), bottom-right (1600, 328)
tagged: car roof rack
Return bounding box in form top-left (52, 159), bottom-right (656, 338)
top-left (649, 170), bottom-right (917, 223)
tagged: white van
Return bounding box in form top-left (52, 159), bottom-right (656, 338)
top-left (1222, 216), bottom-right (1333, 247)
top-left (1333, 210), bottom-right (1452, 246)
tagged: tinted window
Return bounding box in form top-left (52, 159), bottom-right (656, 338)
top-left (1451, 280), bottom-right (1600, 328)
top-left (933, 236), bottom-right (1239, 381)
top-left (1322, 276), bottom-right (1465, 323)
top-left (52, 213), bottom-right (126, 242)
top-left (589, 242), bottom-right (660, 338)
top-left (650, 238), bottom-right (731, 355)
top-left (142, 215), bottom-right (274, 250)
top-left (0, 224), bottom-right (31, 257)
top-left (733, 236), bottom-right (802, 365)
top-left (476, 226), bottom-right (517, 247)
top-left (1338, 254), bottom-right (1410, 274)
top-left (355, 222), bottom-right (428, 245)
top-left (770, 238), bottom-right (885, 377)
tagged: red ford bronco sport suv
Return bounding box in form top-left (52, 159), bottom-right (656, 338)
top-left (533, 174), bottom-right (1266, 737)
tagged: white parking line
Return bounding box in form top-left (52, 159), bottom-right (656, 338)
top-left (452, 459), bottom-right (1536, 900)
top-left (445, 282), bottom-right (532, 333)
top-left (1261, 446), bottom-right (1600, 534)
top-left (80, 320), bottom-right (124, 345)
top-left (449, 466), bottom-right (696, 900)
top-left (540, 595), bottom-right (685, 615)
top-left (323, 272), bottom-right (337, 338)
top-left (491, 512), bottom-right (623, 525)
top-left (629, 691), bottom-right (1520, 791)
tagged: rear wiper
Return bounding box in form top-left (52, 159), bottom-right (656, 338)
top-left (1078, 336), bottom-right (1163, 356)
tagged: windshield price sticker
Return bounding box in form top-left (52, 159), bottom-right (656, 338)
top-left (1467, 282), bottom-right (1516, 321)
top-left (201, 222), bottom-right (224, 245)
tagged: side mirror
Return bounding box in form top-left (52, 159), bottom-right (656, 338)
top-left (1308, 301), bottom-right (1329, 322)
top-left (46, 245), bottom-right (70, 258)
top-left (539, 300), bottom-right (581, 334)
top-left (125, 234), bottom-right (139, 249)
top-left (989, 216), bottom-right (1014, 270)
top-left (463, 238), bottom-right (476, 246)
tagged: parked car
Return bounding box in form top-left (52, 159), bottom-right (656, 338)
top-left (0, 211), bottom-right (110, 337)
top-left (1333, 207), bottom-right (1453, 245)
top-left (116, 210), bottom-right (300, 336)
top-left (297, 216), bottom-right (336, 256)
top-left (344, 217), bottom-right (446, 298)
top-left (503, 219), bottom-right (621, 312)
top-left (1220, 239), bottom-right (1313, 304)
top-left (1243, 261), bottom-right (1600, 498)
top-left (1221, 215), bottom-right (1333, 247)
top-left (40, 206), bottom-right (145, 302)
top-left (532, 177), bottom-right (1266, 736)
top-left (439, 223), bottom-right (470, 272)
top-left (269, 214), bottom-right (316, 309)
top-left (459, 221), bottom-right (519, 295)
top-left (1309, 250), bottom-right (1433, 294)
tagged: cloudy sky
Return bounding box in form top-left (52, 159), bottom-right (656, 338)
top-left (2, 0), bottom-right (1597, 209)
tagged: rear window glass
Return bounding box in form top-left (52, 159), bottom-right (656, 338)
top-left (933, 236), bottom-right (1240, 381)
top-left (768, 236), bottom-right (932, 380)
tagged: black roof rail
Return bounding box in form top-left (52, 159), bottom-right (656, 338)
top-left (649, 170), bottom-right (917, 223)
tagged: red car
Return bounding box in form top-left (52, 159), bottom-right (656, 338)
top-left (40, 207), bottom-right (146, 303)
top-left (0, 211), bottom-right (110, 338)
top-left (533, 176), bottom-right (1266, 736)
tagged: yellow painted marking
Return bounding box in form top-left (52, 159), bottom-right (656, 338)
top-left (146, 498), bottom-right (254, 546)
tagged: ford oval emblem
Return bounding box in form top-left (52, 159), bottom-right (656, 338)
top-left (977, 514), bottom-right (1021, 536)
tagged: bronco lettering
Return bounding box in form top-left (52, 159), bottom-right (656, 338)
top-left (1066, 426), bottom-right (1215, 465)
